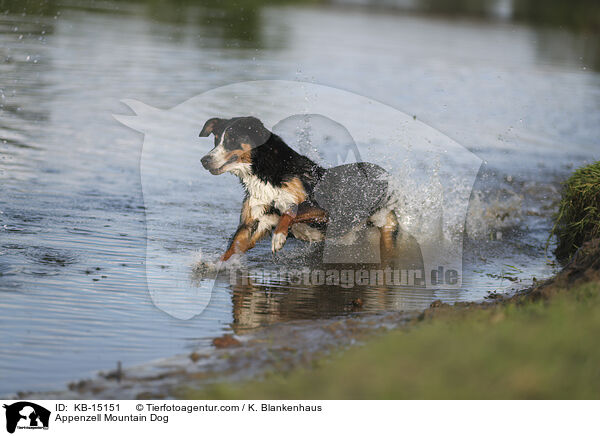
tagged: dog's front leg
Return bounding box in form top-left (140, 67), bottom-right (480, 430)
top-left (271, 205), bottom-right (297, 253)
top-left (272, 203), bottom-right (329, 252)
top-left (221, 221), bottom-right (269, 261)
top-left (222, 224), bottom-right (254, 261)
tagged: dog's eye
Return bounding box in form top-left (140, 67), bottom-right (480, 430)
top-left (224, 138), bottom-right (242, 151)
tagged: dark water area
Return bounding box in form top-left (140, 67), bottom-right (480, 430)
top-left (0, 0), bottom-right (599, 395)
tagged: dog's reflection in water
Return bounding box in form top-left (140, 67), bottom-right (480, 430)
top-left (192, 226), bottom-right (442, 330)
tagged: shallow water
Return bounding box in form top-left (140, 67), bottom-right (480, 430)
top-left (1, 1), bottom-right (599, 395)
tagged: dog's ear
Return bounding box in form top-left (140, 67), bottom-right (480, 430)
top-left (199, 118), bottom-right (225, 137)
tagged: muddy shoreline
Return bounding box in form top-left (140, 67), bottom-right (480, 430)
top-left (16, 309), bottom-right (415, 399)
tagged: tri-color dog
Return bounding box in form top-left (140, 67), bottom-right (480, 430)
top-left (199, 116), bottom-right (399, 261)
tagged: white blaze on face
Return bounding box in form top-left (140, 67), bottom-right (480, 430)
top-left (206, 143), bottom-right (229, 170)
top-left (203, 126), bottom-right (230, 171)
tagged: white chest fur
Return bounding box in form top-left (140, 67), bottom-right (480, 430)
top-left (239, 173), bottom-right (297, 219)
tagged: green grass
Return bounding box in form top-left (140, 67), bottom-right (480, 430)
top-left (551, 161), bottom-right (600, 261)
top-left (180, 282), bottom-right (600, 399)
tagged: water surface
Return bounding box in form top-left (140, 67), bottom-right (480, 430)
top-left (0, 1), bottom-right (599, 395)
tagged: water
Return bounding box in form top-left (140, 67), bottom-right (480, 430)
top-left (1, 0), bottom-right (599, 395)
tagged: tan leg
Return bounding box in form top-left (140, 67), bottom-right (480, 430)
top-left (272, 203), bottom-right (328, 252)
top-left (222, 225), bottom-right (253, 261)
top-left (222, 222), bottom-right (272, 261)
top-left (222, 198), bottom-right (275, 261)
top-left (379, 210), bottom-right (399, 260)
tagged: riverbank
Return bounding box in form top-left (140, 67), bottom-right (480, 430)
top-left (179, 239), bottom-right (600, 399)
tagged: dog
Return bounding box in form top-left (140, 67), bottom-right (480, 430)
top-left (199, 116), bottom-right (399, 261)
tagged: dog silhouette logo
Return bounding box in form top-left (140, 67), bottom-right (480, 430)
top-left (115, 80), bottom-right (482, 319)
top-left (3, 402), bottom-right (50, 434)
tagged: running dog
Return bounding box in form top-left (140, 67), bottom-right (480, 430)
top-left (199, 116), bottom-right (399, 261)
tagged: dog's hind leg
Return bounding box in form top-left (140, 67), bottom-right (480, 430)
top-left (378, 209), bottom-right (399, 259)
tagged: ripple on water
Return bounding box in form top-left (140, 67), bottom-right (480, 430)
top-left (24, 246), bottom-right (79, 267)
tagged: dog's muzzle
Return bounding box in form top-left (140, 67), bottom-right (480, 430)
top-left (201, 154), bottom-right (224, 175)
top-left (201, 155), bottom-right (211, 169)
top-left (201, 153), bottom-right (239, 175)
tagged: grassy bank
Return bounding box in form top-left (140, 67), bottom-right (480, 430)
top-left (551, 161), bottom-right (600, 261)
top-left (180, 281), bottom-right (600, 399)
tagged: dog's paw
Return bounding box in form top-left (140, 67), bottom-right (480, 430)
top-left (271, 232), bottom-right (287, 253)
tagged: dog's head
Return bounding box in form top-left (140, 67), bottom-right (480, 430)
top-left (199, 116), bottom-right (271, 175)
